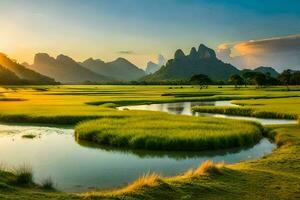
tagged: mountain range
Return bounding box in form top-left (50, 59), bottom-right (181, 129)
top-left (28, 53), bottom-right (113, 83)
top-left (0, 45), bottom-right (282, 85)
top-left (142, 44), bottom-right (240, 81)
top-left (80, 57), bottom-right (145, 81)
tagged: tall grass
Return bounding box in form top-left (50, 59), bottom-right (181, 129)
top-left (40, 176), bottom-right (55, 190)
top-left (75, 113), bottom-right (263, 151)
top-left (12, 164), bottom-right (33, 185)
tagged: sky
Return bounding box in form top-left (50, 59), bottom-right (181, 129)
top-left (0, 0), bottom-right (300, 70)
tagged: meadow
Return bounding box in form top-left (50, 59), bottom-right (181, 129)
top-left (0, 85), bottom-right (299, 124)
top-left (0, 85), bottom-right (299, 199)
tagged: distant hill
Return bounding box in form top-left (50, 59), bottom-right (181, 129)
top-left (142, 44), bottom-right (239, 81)
top-left (0, 65), bottom-right (23, 84)
top-left (80, 57), bottom-right (145, 81)
top-left (30, 53), bottom-right (113, 83)
top-left (254, 66), bottom-right (279, 77)
top-left (145, 61), bottom-right (161, 74)
top-left (0, 53), bottom-right (57, 84)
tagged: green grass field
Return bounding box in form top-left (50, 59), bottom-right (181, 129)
top-left (0, 85), bottom-right (299, 199)
top-left (0, 85), bottom-right (299, 124)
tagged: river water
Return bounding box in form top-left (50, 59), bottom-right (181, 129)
top-left (0, 100), bottom-right (288, 192)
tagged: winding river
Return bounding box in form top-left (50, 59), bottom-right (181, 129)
top-left (0, 101), bottom-right (295, 192)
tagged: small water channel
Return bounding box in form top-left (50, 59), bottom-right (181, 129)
top-left (0, 100), bottom-right (290, 192)
top-left (118, 100), bottom-right (297, 125)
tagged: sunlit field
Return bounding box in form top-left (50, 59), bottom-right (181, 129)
top-left (0, 85), bottom-right (299, 124)
top-left (0, 85), bottom-right (299, 200)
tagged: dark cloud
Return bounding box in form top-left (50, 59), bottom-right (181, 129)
top-left (217, 34), bottom-right (300, 71)
top-left (117, 50), bottom-right (136, 55)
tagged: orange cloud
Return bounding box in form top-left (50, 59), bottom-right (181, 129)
top-left (217, 34), bottom-right (300, 71)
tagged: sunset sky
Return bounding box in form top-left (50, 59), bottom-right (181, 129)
top-left (1, 0), bottom-right (300, 70)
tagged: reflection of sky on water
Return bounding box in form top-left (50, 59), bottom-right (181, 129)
top-left (118, 101), bottom-right (296, 125)
top-left (0, 124), bottom-right (275, 192)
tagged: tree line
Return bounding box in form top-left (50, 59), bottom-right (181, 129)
top-left (228, 70), bottom-right (300, 88)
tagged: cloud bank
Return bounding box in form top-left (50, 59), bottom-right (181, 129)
top-left (217, 34), bottom-right (300, 72)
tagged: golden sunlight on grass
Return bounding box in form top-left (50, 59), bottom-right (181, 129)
top-left (174, 160), bottom-right (224, 180)
top-left (83, 160), bottom-right (224, 198)
top-left (84, 173), bottom-right (161, 197)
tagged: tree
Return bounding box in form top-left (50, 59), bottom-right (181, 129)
top-left (278, 70), bottom-right (292, 90)
top-left (241, 71), bottom-right (256, 86)
top-left (265, 72), bottom-right (280, 85)
top-left (290, 71), bottom-right (300, 85)
top-left (190, 74), bottom-right (212, 89)
top-left (229, 74), bottom-right (244, 88)
top-left (252, 73), bottom-right (267, 87)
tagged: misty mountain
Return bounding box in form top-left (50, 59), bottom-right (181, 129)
top-left (254, 66), bottom-right (279, 77)
top-left (145, 55), bottom-right (166, 74)
top-left (145, 61), bottom-right (161, 74)
top-left (142, 44), bottom-right (239, 81)
top-left (80, 57), bottom-right (145, 81)
top-left (30, 53), bottom-right (113, 83)
top-left (0, 53), bottom-right (57, 84)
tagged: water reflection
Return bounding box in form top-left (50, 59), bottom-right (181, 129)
top-left (119, 101), bottom-right (237, 116)
top-left (77, 138), bottom-right (275, 160)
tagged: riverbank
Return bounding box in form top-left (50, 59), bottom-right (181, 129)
top-left (0, 124), bottom-right (299, 199)
top-left (82, 124), bottom-right (300, 199)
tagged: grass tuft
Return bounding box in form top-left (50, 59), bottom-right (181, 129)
top-left (180, 160), bottom-right (224, 179)
top-left (120, 173), bottom-right (160, 193)
top-left (40, 176), bottom-right (55, 190)
top-left (193, 160), bottom-right (224, 175)
top-left (12, 164), bottom-right (33, 185)
top-left (84, 172), bottom-right (161, 197)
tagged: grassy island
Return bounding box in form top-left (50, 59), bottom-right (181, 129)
top-left (75, 113), bottom-right (263, 151)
